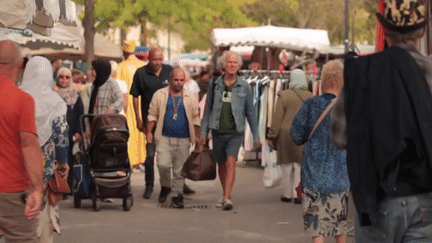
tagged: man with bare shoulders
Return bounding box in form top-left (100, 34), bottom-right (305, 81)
top-left (0, 40), bottom-right (44, 242)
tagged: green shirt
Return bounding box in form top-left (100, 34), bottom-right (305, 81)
top-left (218, 81), bottom-right (237, 135)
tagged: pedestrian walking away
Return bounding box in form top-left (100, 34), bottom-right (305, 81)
top-left (200, 50), bottom-right (261, 211)
top-left (21, 56), bottom-right (70, 243)
top-left (268, 69), bottom-right (313, 204)
top-left (0, 40), bottom-right (44, 243)
top-left (291, 60), bottom-right (349, 243)
top-left (331, 0), bottom-right (432, 242)
top-left (146, 67), bottom-right (200, 208)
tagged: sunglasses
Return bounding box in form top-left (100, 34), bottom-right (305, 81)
top-left (224, 86), bottom-right (229, 98)
top-left (59, 75), bottom-right (71, 79)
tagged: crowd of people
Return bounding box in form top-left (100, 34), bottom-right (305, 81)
top-left (1, 0), bottom-right (432, 242)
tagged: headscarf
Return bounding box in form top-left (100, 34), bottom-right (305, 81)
top-left (20, 56), bottom-right (67, 146)
top-left (55, 67), bottom-right (79, 106)
top-left (89, 59), bottom-right (111, 114)
top-left (289, 69), bottom-right (308, 90)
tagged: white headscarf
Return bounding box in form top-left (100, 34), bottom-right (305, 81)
top-left (20, 56), bottom-right (67, 146)
top-left (289, 69), bottom-right (308, 90)
top-left (55, 67), bottom-right (78, 106)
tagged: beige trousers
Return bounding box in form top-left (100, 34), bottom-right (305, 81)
top-left (156, 136), bottom-right (190, 195)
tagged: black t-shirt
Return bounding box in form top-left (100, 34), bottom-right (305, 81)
top-left (130, 64), bottom-right (173, 124)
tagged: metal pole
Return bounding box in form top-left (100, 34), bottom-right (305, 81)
top-left (344, 0), bottom-right (350, 53)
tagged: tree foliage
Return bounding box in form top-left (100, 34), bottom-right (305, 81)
top-left (88, 0), bottom-right (254, 51)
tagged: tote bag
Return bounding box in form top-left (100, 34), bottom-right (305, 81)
top-left (181, 149), bottom-right (216, 181)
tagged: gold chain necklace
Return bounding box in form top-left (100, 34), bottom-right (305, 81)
top-left (171, 92), bottom-right (183, 120)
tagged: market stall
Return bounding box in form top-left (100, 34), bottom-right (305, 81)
top-left (0, 0), bottom-right (77, 36)
top-left (211, 25), bottom-right (331, 71)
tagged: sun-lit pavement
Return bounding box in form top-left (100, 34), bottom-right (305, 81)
top-left (1, 156), bottom-right (355, 243)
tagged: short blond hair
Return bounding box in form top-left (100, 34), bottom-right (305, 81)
top-left (321, 60), bottom-right (343, 92)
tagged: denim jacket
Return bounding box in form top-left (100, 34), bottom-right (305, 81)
top-left (201, 75), bottom-right (259, 141)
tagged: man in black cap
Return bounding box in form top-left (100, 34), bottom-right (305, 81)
top-left (331, 0), bottom-right (432, 242)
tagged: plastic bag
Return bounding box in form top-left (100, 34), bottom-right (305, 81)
top-left (263, 146), bottom-right (281, 188)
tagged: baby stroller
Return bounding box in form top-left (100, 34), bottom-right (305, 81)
top-left (73, 114), bottom-right (133, 211)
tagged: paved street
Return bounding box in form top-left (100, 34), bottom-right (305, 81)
top-left (1, 158), bottom-right (355, 243)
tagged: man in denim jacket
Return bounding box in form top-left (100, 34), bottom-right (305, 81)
top-left (200, 51), bottom-right (260, 210)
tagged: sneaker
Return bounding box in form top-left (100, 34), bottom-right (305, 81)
top-left (143, 186), bottom-right (153, 199)
top-left (158, 186), bottom-right (171, 203)
top-left (215, 198), bottom-right (225, 208)
top-left (172, 194), bottom-right (184, 209)
top-left (222, 199), bottom-right (233, 211)
top-left (183, 184), bottom-right (196, 195)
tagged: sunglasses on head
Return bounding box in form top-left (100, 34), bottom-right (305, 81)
top-left (224, 86), bottom-right (229, 98)
top-left (59, 75), bottom-right (71, 79)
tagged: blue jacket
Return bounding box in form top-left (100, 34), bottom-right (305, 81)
top-left (201, 75), bottom-right (259, 141)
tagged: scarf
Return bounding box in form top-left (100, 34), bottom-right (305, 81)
top-left (55, 67), bottom-right (79, 107)
top-left (89, 59), bottom-right (111, 114)
top-left (289, 69), bottom-right (308, 90)
top-left (20, 56), bottom-right (67, 147)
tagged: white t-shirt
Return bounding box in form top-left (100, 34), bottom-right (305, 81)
top-left (115, 79), bottom-right (128, 116)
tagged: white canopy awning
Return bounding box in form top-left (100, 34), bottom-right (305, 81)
top-left (211, 25), bottom-right (330, 52)
top-left (1, 25), bottom-right (80, 50)
top-left (0, 0), bottom-right (77, 36)
top-left (17, 22), bottom-right (122, 60)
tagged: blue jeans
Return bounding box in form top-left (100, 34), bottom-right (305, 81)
top-left (144, 143), bottom-right (156, 188)
top-left (355, 192), bottom-right (432, 242)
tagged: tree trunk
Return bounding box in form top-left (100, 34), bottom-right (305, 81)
top-left (140, 18), bottom-right (147, 46)
top-left (83, 0), bottom-right (95, 68)
top-left (120, 29), bottom-right (127, 46)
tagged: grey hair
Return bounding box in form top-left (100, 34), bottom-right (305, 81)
top-left (220, 50), bottom-right (242, 71)
top-left (169, 67), bottom-right (186, 82)
top-left (56, 67), bottom-right (72, 79)
top-left (384, 27), bottom-right (425, 44)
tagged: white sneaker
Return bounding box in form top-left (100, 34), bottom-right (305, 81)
top-left (222, 199), bottom-right (233, 211)
top-left (215, 198), bottom-right (225, 208)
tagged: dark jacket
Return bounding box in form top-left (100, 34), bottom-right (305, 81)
top-left (344, 46), bottom-right (432, 226)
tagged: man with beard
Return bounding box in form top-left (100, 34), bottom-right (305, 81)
top-left (145, 68), bottom-right (200, 208)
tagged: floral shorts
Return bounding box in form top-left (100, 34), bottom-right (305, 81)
top-left (302, 187), bottom-right (349, 237)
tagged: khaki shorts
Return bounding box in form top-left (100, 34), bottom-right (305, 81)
top-left (0, 192), bottom-right (37, 243)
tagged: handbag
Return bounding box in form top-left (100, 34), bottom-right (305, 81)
top-left (263, 146), bottom-right (282, 188)
top-left (47, 165), bottom-right (71, 206)
top-left (181, 148), bottom-right (216, 181)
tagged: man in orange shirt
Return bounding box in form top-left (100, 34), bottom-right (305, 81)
top-left (0, 40), bottom-right (44, 242)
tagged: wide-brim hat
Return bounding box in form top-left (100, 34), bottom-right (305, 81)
top-left (376, 0), bottom-right (430, 33)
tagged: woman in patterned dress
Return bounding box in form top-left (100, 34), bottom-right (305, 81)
top-left (20, 56), bottom-right (69, 243)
